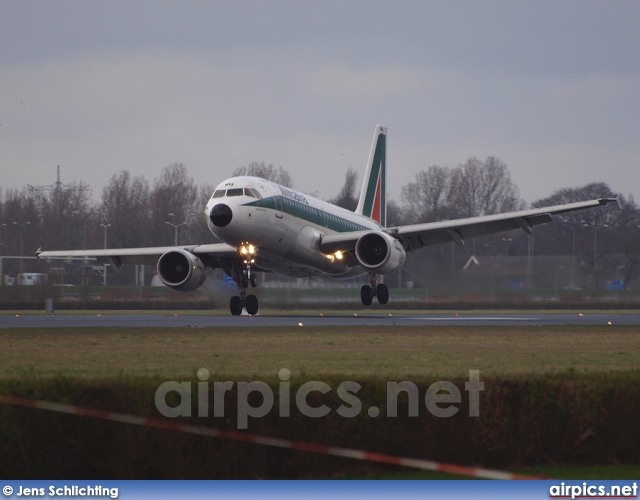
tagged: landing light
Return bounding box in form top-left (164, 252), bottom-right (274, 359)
top-left (239, 242), bottom-right (257, 256)
top-left (324, 250), bottom-right (344, 262)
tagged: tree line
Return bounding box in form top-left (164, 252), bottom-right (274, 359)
top-left (1, 157), bottom-right (638, 288)
top-left (330, 158), bottom-right (639, 288)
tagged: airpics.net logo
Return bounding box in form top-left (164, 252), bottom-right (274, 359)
top-left (155, 369), bottom-right (484, 429)
top-left (550, 482), bottom-right (638, 499)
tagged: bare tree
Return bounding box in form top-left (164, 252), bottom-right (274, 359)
top-left (100, 171), bottom-right (151, 248)
top-left (386, 199), bottom-right (406, 227)
top-left (232, 162), bottom-right (293, 187)
top-left (2, 189), bottom-right (36, 256)
top-left (401, 165), bottom-right (452, 223)
top-left (330, 168), bottom-right (359, 211)
top-left (612, 196), bottom-right (640, 289)
top-left (531, 182), bottom-right (618, 257)
top-left (188, 183), bottom-right (219, 244)
top-left (397, 157), bottom-right (524, 258)
top-left (47, 181), bottom-right (93, 250)
top-left (149, 163), bottom-right (199, 245)
top-left (10, 182), bottom-right (94, 252)
top-left (448, 156), bottom-right (523, 219)
top-left (530, 182), bottom-right (629, 288)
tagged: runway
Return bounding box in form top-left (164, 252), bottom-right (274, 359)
top-left (1, 312), bottom-right (639, 328)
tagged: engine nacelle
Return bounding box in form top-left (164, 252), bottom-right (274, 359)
top-left (355, 232), bottom-right (406, 274)
top-left (157, 249), bottom-right (207, 291)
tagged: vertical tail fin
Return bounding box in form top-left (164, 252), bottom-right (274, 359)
top-left (356, 125), bottom-right (387, 227)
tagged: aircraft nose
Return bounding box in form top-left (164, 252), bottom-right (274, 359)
top-left (210, 203), bottom-right (233, 227)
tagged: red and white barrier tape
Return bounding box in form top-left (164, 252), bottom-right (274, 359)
top-left (0, 394), bottom-right (542, 480)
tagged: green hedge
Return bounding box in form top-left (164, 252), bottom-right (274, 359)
top-left (1, 372), bottom-right (639, 478)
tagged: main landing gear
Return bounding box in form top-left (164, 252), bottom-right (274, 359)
top-left (230, 245), bottom-right (259, 316)
top-left (360, 273), bottom-right (389, 306)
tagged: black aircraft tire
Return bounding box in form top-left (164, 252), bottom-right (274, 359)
top-left (230, 296), bottom-right (243, 316)
top-left (360, 285), bottom-right (373, 306)
top-left (377, 283), bottom-right (389, 305)
top-left (246, 294), bottom-right (259, 315)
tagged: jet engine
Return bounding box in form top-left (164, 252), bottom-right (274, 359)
top-left (355, 232), bottom-right (406, 274)
top-left (157, 249), bottom-right (207, 291)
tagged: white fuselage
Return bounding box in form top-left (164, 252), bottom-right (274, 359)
top-left (205, 176), bottom-right (380, 278)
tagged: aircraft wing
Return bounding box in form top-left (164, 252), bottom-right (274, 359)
top-left (320, 196), bottom-right (619, 254)
top-left (388, 197), bottom-right (620, 251)
top-left (37, 243), bottom-right (239, 270)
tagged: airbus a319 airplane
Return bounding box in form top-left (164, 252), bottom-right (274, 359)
top-left (38, 126), bottom-right (619, 315)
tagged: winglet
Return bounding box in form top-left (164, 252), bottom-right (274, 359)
top-left (614, 193), bottom-right (622, 209)
top-left (600, 193), bottom-right (622, 209)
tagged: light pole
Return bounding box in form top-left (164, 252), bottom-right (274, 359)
top-left (100, 223), bottom-right (111, 249)
top-left (100, 223), bottom-right (111, 285)
top-left (582, 221), bottom-right (608, 290)
top-left (12, 221), bottom-right (31, 273)
top-left (560, 217), bottom-right (578, 289)
top-left (616, 265), bottom-right (625, 290)
top-left (555, 265), bottom-right (565, 299)
top-left (570, 224), bottom-right (576, 289)
top-left (0, 224), bottom-right (6, 285)
top-left (166, 215), bottom-right (187, 246)
top-left (165, 221), bottom-right (187, 246)
top-left (502, 238), bottom-right (512, 257)
top-left (12, 221), bottom-right (31, 256)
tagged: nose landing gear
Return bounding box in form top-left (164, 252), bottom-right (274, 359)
top-left (229, 266), bottom-right (259, 315)
top-left (360, 273), bottom-right (389, 306)
top-left (230, 243), bottom-right (259, 316)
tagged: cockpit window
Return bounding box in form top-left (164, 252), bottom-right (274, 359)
top-left (245, 188), bottom-right (262, 199)
top-left (212, 187), bottom-right (262, 199)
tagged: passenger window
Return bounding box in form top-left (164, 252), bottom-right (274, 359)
top-left (227, 188), bottom-right (244, 197)
top-left (212, 190), bottom-right (226, 198)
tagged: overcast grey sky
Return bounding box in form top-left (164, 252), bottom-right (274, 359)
top-left (1, 0), bottom-right (639, 205)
